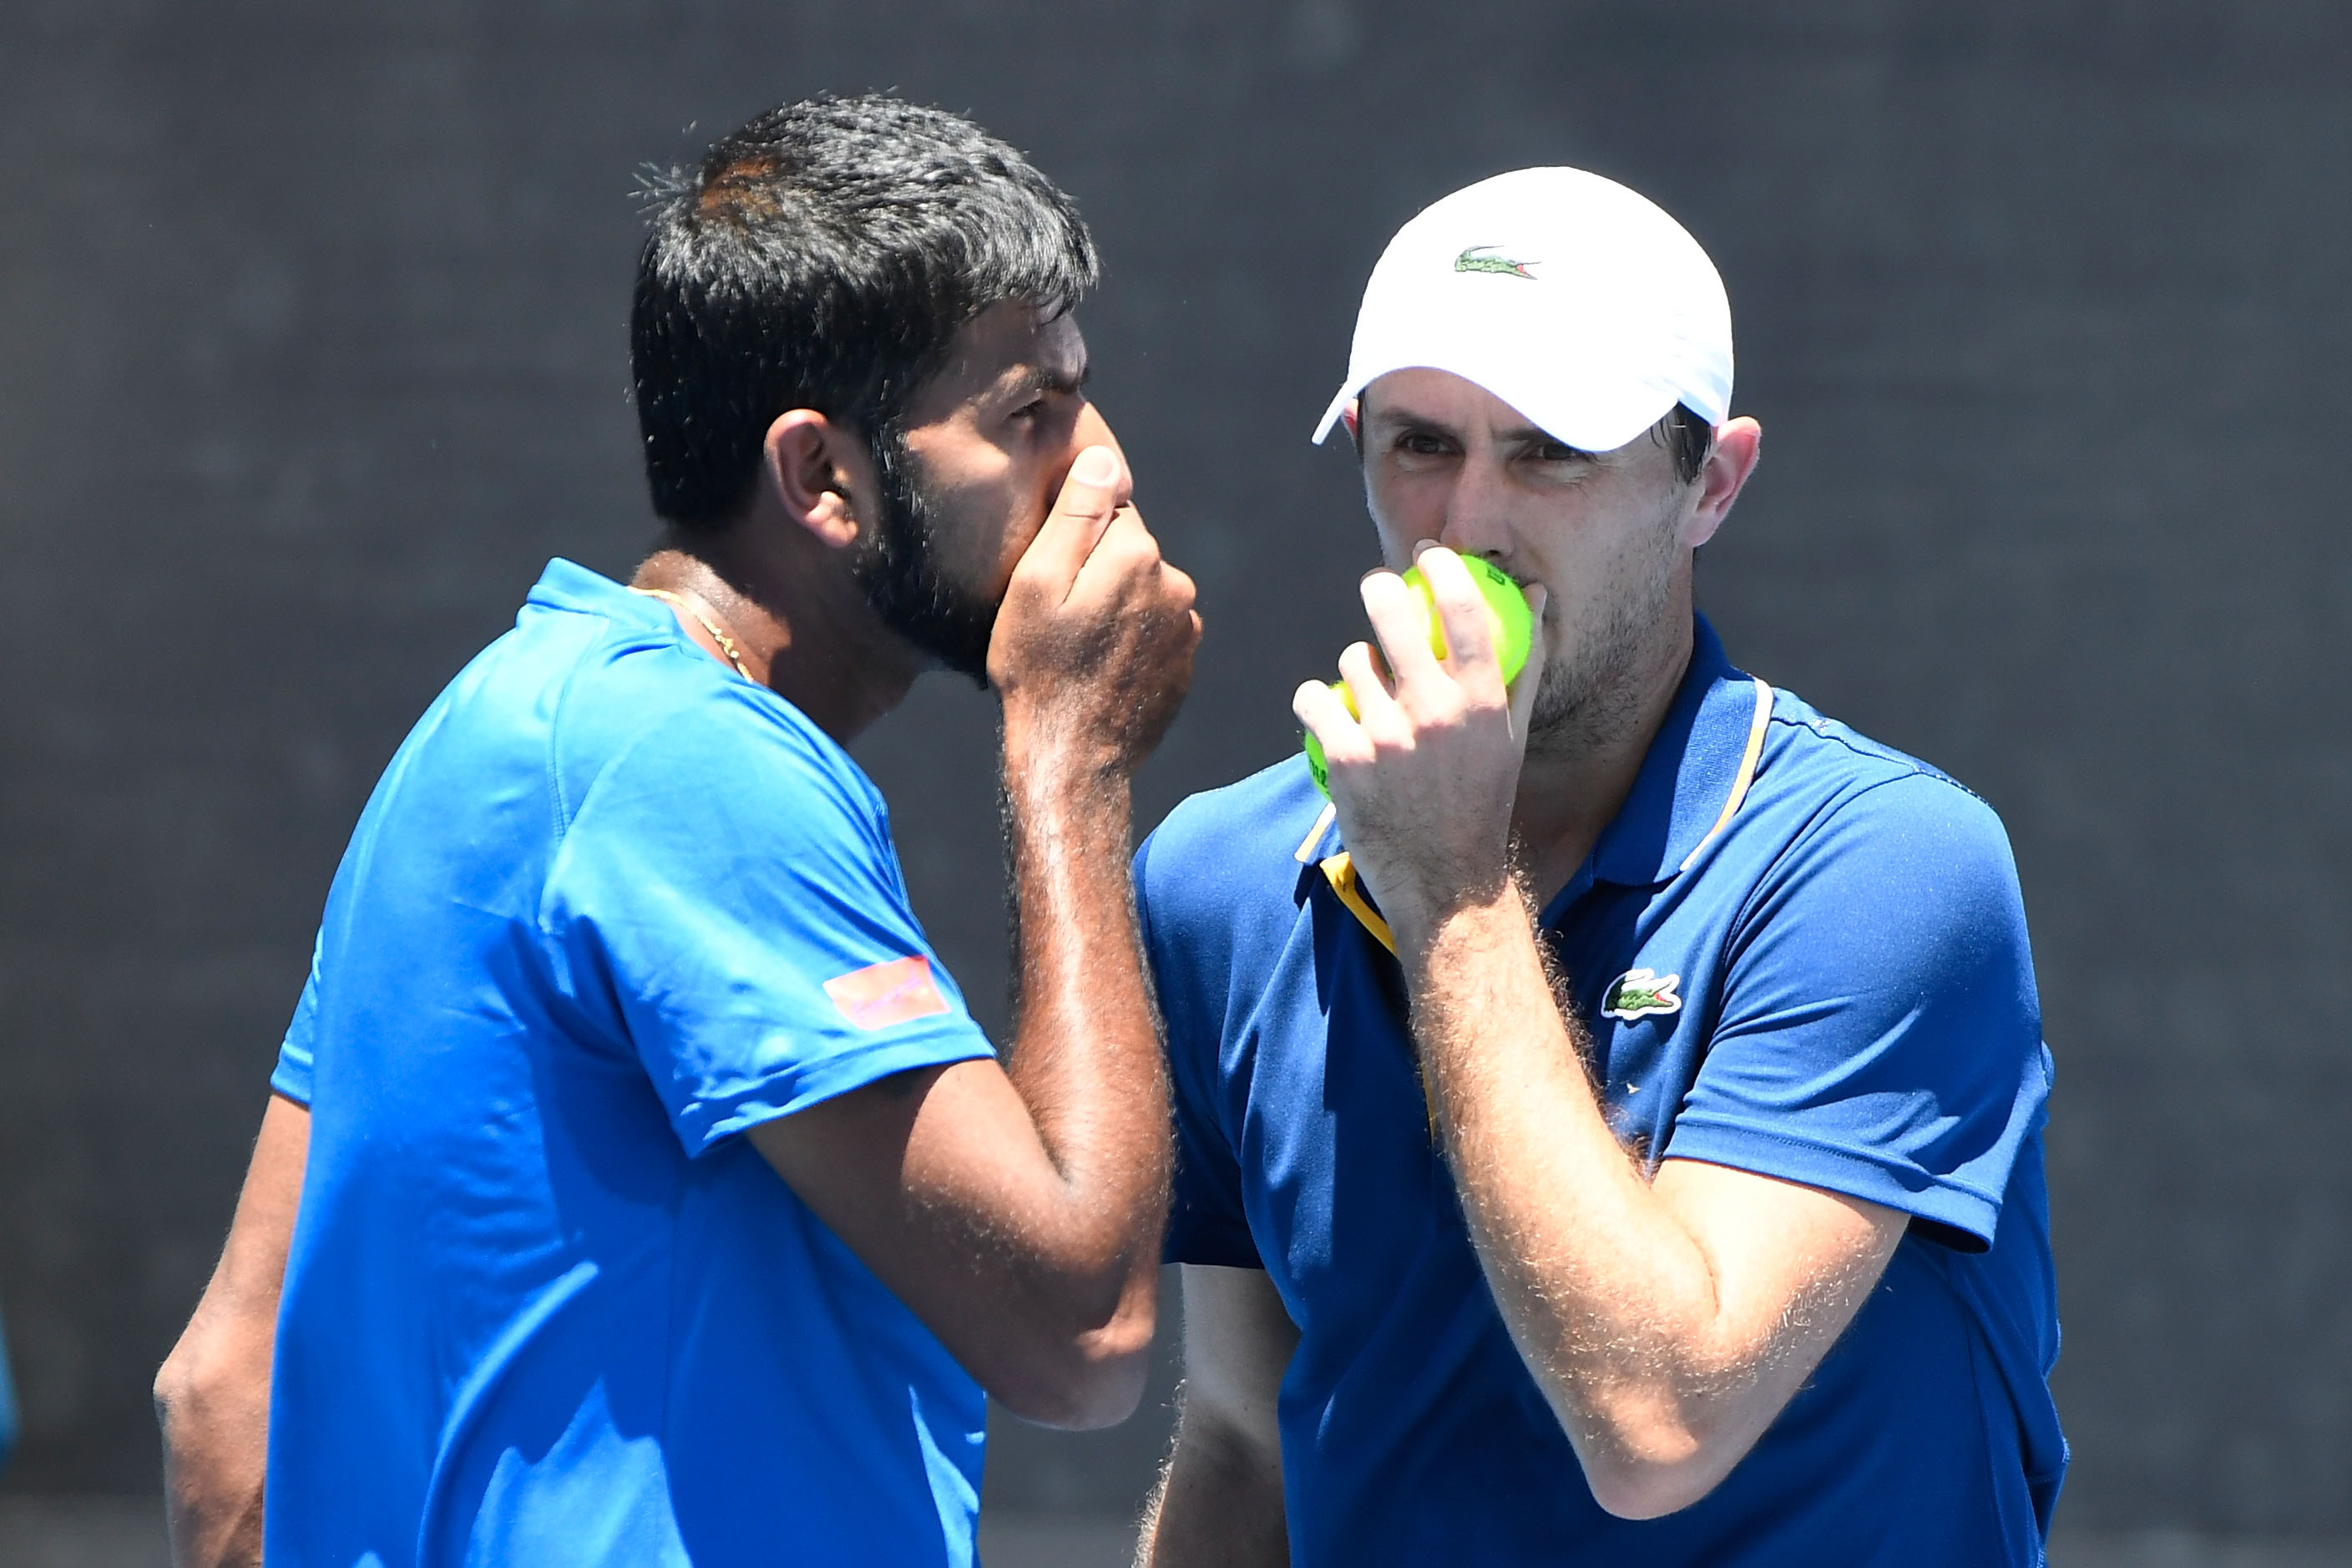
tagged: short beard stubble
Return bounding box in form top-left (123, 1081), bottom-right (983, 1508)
top-left (1521, 496), bottom-right (1687, 761)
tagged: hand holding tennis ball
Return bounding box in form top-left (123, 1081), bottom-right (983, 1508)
top-left (1303, 554), bottom-right (1535, 797)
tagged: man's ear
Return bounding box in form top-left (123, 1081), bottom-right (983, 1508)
top-left (1341, 397), bottom-right (1363, 455)
top-left (1680, 416), bottom-right (1761, 551)
top-left (759, 410), bottom-right (866, 549)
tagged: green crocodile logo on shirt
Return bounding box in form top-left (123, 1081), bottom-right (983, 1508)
top-left (1601, 968), bottom-right (1682, 1022)
top-left (1454, 245), bottom-right (1538, 279)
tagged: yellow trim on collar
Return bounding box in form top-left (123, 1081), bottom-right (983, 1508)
top-left (1294, 801), bottom-right (1339, 864)
top-left (1319, 852), bottom-right (1397, 956)
top-left (1677, 678), bottom-right (1773, 875)
top-left (1308, 677), bottom-right (1768, 951)
top-left (1318, 850), bottom-right (1436, 1138)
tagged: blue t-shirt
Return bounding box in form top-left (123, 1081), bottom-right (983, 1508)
top-left (1138, 616), bottom-right (2066, 1567)
top-left (266, 560), bottom-right (997, 1566)
top-left (0, 1295), bottom-right (17, 1476)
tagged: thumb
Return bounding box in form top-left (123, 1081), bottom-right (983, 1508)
top-left (1023, 445), bottom-right (1129, 589)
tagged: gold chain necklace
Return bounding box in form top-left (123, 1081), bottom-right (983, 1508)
top-left (630, 586), bottom-right (751, 681)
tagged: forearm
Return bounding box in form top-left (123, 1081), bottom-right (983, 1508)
top-left (1140, 1419), bottom-right (1289, 1568)
top-left (747, 734), bottom-right (1173, 1430)
top-left (158, 1320), bottom-right (271, 1568)
top-left (999, 725), bottom-right (1171, 1272)
top-left (911, 721), bottom-right (1166, 1426)
top-left (1399, 895), bottom-right (1750, 1473)
top-left (1311, 547), bottom-right (1901, 1512)
top-left (961, 436), bottom-right (1182, 1324)
top-left (156, 1094), bottom-right (308, 1568)
top-left (1404, 894), bottom-right (1902, 1514)
top-left (747, 443), bottom-right (1191, 1426)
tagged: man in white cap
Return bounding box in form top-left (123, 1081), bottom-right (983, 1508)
top-left (1133, 168), bottom-right (2063, 1563)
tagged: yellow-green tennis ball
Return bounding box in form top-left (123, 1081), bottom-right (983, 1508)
top-left (1303, 559), bottom-right (1535, 797)
top-left (1405, 554), bottom-right (1535, 686)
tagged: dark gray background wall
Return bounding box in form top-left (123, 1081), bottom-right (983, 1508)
top-left (2, 0), bottom-right (2346, 1535)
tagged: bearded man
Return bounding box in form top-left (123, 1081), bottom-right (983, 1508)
top-left (153, 94), bottom-right (1198, 1567)
top-left (1136, 168), bottom-right (2063, 1565)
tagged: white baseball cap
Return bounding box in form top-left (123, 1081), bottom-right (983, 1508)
top-left (1313, 167), bottom-right (1732, 453)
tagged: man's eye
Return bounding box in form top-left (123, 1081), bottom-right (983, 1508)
top-left (1398, 432), bottom-right (1450, 456)
top-left (1533, 443), bottom-right (1582, 463)
top-left (1009, 400), bottom-right (1044, 422)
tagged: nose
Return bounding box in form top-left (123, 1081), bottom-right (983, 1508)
top-left (1072, 401), bottom-right (1115, 453)
top-left (1434, 451), bottom-right (1515, 562)
top-left (1061, 403), bottom-right (1129, 491)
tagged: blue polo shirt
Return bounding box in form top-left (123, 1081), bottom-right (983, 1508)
top-left (266, 560), bottom-right (996, 1566)
top-left (1137, 617), bottom-right (2065, 1566)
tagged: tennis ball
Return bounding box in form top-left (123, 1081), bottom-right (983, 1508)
top-left (1303, 557), bottom-right (1536, 797)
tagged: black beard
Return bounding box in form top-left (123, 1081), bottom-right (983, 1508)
top-left (852, 428), bottom-right (999, 685)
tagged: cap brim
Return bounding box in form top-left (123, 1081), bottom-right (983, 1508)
top-left (1311, 383), bottom-right (1358, 445)
top-left (1310, 354), bottom-right (1680, 455)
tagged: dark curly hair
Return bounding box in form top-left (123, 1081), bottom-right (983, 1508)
top-left (630, 94), bottom-right (1100, 529)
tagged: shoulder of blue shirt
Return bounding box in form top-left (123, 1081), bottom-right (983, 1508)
top-left (1136, 685), bottom-right (2040, 1261)
top-left (1733, 686), bottom-right (2035, 1009)
top-left (1135, 675), bottom-right (2021, 942)
top-left (526, 559), bottom-right (879, 800)
top-left (1133, 751), bottom-right (1330, 999)
top-left (1130, 649), bottom-right (2041, 1201)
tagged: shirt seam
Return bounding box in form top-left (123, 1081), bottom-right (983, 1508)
top-left (1766, 709), bottom-right (1993, 810)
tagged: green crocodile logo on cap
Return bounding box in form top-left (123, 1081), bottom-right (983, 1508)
top-left (1454, 245), bottom-right (1538, 279)
top-left (1601, 968), bottom-right (1682, 1022)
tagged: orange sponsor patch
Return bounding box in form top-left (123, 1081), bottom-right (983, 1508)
top-left (822, 954), bottom-right (951, 1030)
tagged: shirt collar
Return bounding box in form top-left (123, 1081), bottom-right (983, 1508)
top-left (524, 558), bottom-right (673, 631)
top-left (1304, 614), bottom-right (1772, 940)
top-left (1584, 613), bottom-right (1768, 892)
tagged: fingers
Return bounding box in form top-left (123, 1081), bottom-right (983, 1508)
top-left (1364, 544), bottom-right (1510, 717)
top-left (1021, 445), bottom-right (1131, 594)
top-left (1293, 675), bottom-right (1364, 774)
top-left (1068, 503), bottom-right (1168, 603)
top-left (1359, 569), bottom-right (1442, 694)
top-left (1140, 554), bottom-right (1202, 650)
top-left (1333, 640), bottom-right (1393, 728)
top-left (1408, 544), bottom-right (1504, 693)
top-left (1064, 508), bottom-right (1201, 676)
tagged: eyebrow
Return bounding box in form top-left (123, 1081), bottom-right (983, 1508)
top-left (1370, 408), bottom-right (1596, 458)
top-left (1007, 360), bottom-right (1090, 401)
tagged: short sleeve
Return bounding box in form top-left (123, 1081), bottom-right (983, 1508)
top-left (270, 934), bottom-right (323, 1106)
top-left (1663, 775), bottom-right (2050, 1250)
top-left (543, 699), bottom-right (993, 1158)
top-left (1136, 833), bottom-right (1262, 1269)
